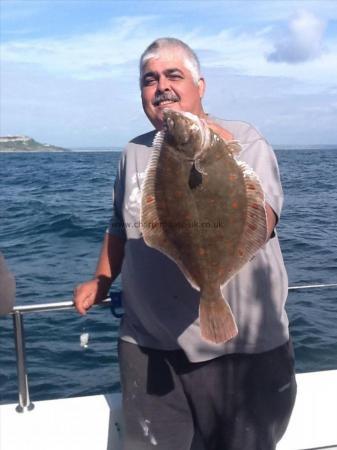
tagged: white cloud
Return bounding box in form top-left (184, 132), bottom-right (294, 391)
top-left (1, 10), bottom-right (335, 86)
top-left (267, 10), bottom-right (326, 63)
top-left (1, 5), bottom-right (337, 145)
top-left (0, 15), bottom-right (160, 80)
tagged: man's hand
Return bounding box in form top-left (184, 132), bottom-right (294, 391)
top-left (74, 278), bottom-right (101, 315)
top-left (74, 233), bottom-right (125, 315)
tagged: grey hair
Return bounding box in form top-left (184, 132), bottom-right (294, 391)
top-left (139, 37), bottom-right (201, 85)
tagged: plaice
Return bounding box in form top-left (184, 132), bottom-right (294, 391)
top-left (141, 110), bottom-right (267, 343)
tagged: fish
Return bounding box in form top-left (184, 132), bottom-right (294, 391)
top-left (140, 110), bottom-right (267, 343)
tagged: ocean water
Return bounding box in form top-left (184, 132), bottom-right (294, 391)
top-left (0, 148), bottom-right (336, 405)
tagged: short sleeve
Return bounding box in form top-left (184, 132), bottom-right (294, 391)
top-left (239, 132), bottom-right (284, 220)
top-left (107, 152), bottom-right (127, 240)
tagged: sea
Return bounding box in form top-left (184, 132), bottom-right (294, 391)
top-left (0, 146), bottom-right (336, 405)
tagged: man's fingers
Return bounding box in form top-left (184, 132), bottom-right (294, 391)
top-left (73, 278), bottom-right (100, 315)
top-left (76, 298), bottom-right (91, 315)
top-left (73, 284), bottom-right (94, 315)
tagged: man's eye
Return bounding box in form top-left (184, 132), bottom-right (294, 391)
top-left (169, 74), bottom-right (183, 80)
top-left (143, 78), bottom-right (156, 86)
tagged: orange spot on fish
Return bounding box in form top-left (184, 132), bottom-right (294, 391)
top-left (232, 201), bottom-right (238, 209)
top-left (238, 249), bottom-right (244, 257)
top-left (247, 184), bottom-right (256, 190)
top-left (228, 174), bottom-right (237, 181)
top-left (146, 195), bottom-right (155, 204)
top-left (198, 248), bottom-right (206, 256)
top-left (249, 224), bottom-right (257, 231)
top-left (251, 203), bottom-right (259, 209)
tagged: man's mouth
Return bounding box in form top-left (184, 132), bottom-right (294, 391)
top-left (153, 92), bottom-right (180, 107)
top-left (157, 100), bottom-right (176, 108)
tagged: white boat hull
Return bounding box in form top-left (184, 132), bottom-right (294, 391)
top-left (1, 370), bottom-right (336, 450)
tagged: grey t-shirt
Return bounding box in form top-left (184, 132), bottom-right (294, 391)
top-left (108, 119), bottom-right (289, 362)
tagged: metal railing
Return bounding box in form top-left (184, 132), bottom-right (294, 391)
top-left (288, 283), bottom-right (337, 290)
top-left (6, 283), bottom-right (337, 413)
top-left (9, 297), bottom-right (113, 412)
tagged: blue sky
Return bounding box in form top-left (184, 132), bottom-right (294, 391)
top-left (1, 0), bottom-right (336, 147)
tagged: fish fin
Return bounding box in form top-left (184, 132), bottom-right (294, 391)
top-left (199, 293), bottom-right (238, 343)
top-left (152, 130), bottom-right (164, 150)
top-left (238, 161), bottom-right (268, 256)
top-left (140, 130), bottom-right (166, 246)
top-left (225, 139), bottom-right (242, 156)
top-left (219, 160), bottom-right (267, 278)
top-left (141, 131), bottom-right (200, 290)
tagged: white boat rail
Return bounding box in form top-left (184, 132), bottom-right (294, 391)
top-left (9, 296), bottom-right (114, 412)
top-left (5, 282), bottom-right (337, 413)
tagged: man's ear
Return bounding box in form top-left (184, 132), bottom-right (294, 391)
top-left (198, 77), bottom-right (206, 98)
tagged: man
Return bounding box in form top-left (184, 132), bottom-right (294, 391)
top-left (74, 37), bottom-right (296, 450)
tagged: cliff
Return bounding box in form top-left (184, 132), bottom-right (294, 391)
top-left (0, 136), bottom-right (69, 152)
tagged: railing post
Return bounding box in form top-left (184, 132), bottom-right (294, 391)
top-left (12, 311), bottom-right (34, 413)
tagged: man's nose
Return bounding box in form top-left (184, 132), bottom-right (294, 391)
top-left (157, 76), bottom-right (170, 92)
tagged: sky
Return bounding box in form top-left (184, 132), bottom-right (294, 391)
top-left (1, 0), bottom-right (337, 147)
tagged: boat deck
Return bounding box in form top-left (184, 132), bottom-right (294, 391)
top-left (1, 370), bottom-right (336, 450)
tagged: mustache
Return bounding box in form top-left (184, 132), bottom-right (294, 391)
top-left (153, 91), bottom-right (180, 106)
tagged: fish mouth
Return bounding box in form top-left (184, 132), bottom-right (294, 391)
top-left (162, 109), bottom-right (182, 131)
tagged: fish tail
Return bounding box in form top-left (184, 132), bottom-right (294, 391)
top-left (199, 292), bottom-right (238, 343)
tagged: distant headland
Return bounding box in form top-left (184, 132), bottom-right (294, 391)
top-left (0, 136), bottom-right (69, 152)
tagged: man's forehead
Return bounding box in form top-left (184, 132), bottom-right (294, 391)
top-left (142, 66), bottom-right (184, 77)
top-left (141, 49), bottom-right (191, 74)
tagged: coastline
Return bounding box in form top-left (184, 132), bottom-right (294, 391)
top-left (0, 149), bottom-right (69, 153)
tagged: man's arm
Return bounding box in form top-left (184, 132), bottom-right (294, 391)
top-left (74, 233), bottom-right (125, 315)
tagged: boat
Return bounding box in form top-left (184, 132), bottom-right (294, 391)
top-left (0, 287), bottom-right (336, 450)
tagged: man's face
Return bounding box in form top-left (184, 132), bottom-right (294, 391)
top-left (140, 49), bottom-right (205, 130)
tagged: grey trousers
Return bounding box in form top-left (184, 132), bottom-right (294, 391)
top-left (118, 339), bottom-right (297, 450)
